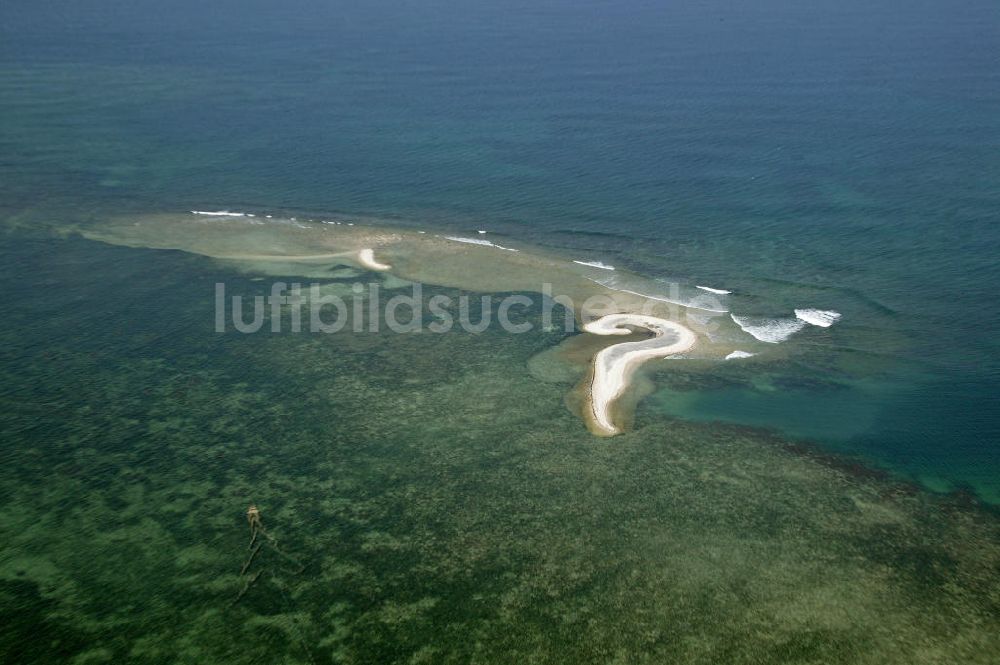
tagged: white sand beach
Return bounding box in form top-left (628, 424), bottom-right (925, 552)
top-left (584, 313), bottom-right (697, 436)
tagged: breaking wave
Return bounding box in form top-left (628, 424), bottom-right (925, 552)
top-left (730, 314), bottom-right (807, 344)
top-left (442, 236), bottom-right (519, 252)
top-left (795, 309), bottom-right (842, 327)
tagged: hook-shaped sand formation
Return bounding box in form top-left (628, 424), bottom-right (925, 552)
top-left (582, 314), bottom-right (697, 436)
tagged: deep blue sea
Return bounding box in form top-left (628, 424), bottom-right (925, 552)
top-left (1, 0), bottom-right (998, 501)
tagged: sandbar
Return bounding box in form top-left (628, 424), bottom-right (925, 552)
top-left (584, 313), bottom-right (697, 436)
top-left (358, 248), bottom-right (392, 271)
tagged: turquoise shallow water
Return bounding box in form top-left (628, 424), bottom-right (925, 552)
top-left (1, 2), bottom-right (1000, 661)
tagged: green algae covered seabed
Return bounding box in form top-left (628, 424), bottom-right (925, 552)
top-left (0, 229), bottom-right (997, 664)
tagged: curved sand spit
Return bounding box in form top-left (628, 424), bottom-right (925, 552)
top-left (584, 314), bottom-right (697, 436)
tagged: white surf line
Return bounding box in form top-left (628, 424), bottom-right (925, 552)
top-left (583, 313), bottom-right (697, 436)
top-left (441, 235), bottom-right (519, 251)
top-left (725, 350), bottom-right (755, 360)
top-left (358, 248), bottom-right (391, 271)
top-left (617, 288), bottom-right (729, 314)
top-left (191, 210), bottom-right (247, 217)
top-left (695, 285), bottom-right (731, 295)
top-left (573, 260), bottom-right (616, 271)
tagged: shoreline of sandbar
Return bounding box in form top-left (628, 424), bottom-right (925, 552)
top-left (584, 313), bottom-right (697, 436)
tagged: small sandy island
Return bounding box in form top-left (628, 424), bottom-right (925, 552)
top-left (357, 248), bottom-right (391, 271)
top-left (584, 313), bottom-right (697, 436)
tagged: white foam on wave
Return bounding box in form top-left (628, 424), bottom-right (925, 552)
top-left (582, 276), bottom-right (729, 314)
top-left (443, 236), bottom-right (518, 251)
top-left (795, 309), bottom-right (842, 327)
top-left (730, 314), bottom-right (806, 344)
top-left (620, 288), bottom-right (729, 314)
top-left (696, 285), bottom-right (731, 295)
top-left (191, 210), bottom-right (246, 217)
top-left (573, 260), bottom-right (616, 271)
top-left (725, 350), bottom-right (755, 360)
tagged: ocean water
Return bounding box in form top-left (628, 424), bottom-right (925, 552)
top-left (3, 0), bottom-right (997, 498)
top-left (1, 1), bottom-right (999, 662)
